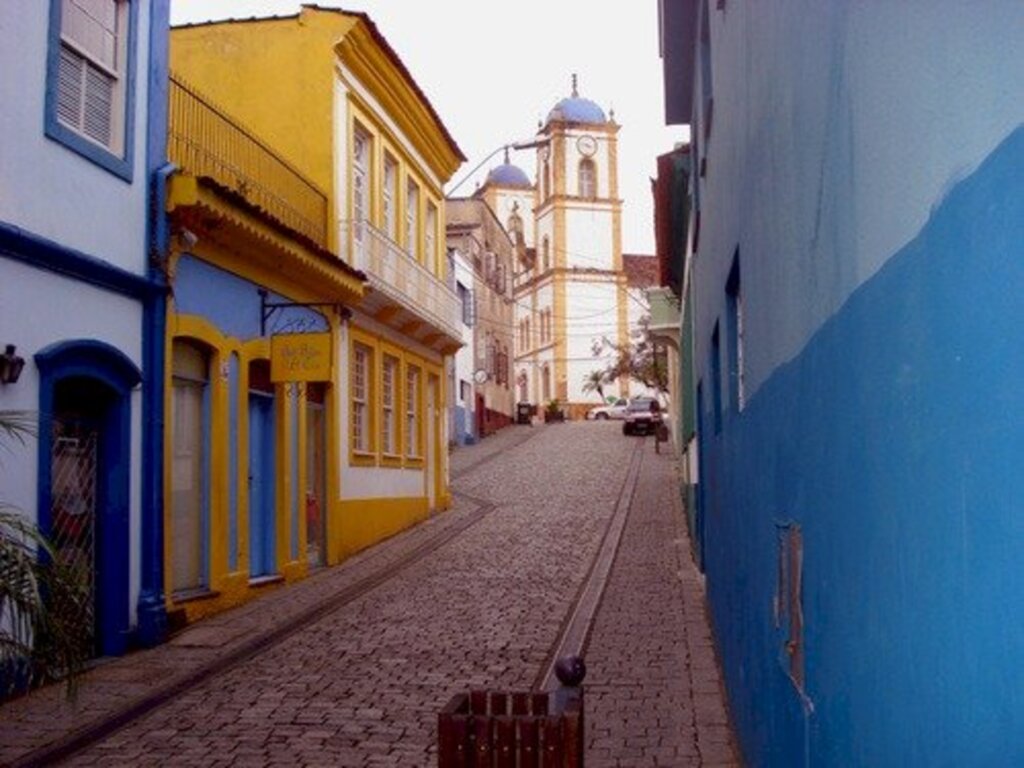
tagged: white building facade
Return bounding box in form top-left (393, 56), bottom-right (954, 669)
top-left (0, 0), bottom-right (171, 653)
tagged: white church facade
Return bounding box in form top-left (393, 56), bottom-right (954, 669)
top-left (475, 79), bottom-right (631, 419)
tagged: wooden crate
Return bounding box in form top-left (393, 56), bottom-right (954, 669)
top-left (438, 689), bottom-right (583, 767)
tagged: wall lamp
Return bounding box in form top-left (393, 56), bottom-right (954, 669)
top-left (0, 344), bottom-right (25, 384)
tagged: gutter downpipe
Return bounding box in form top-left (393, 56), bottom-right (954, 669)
top-left (136, 0), bottom-right (171, 647)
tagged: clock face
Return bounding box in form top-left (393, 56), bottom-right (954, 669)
top-left (576, 135), bottom-right (598, 157)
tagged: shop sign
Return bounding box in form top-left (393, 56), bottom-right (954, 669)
top-left (270, 333), bottom-right (332, 382)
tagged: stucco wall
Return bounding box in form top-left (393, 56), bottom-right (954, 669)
top-left (0, 2), bottom-right (151, 275)
top-left (564, 208), bottom-right (615, 271)
top-left (0, 259), bottom-right (144, 620)
top-left (564, 280), bottom-right (621, 402)
top-left (696, 0), bottom-right (1024, 403)
top-left (689, 1), bottom-right (1024, 763)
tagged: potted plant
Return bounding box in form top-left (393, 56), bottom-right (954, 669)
top-left (544, 399), bottom-right (565, 423)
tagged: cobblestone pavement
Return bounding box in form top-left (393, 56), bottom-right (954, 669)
top-left (2, 422), bottom-right (739, 767)
top-left (584, 440), bottom-right (741, 767)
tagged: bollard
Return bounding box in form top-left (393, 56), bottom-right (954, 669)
top-left (655, 421), bottom-right (669, 454)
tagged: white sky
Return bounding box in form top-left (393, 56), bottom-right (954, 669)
top-left (170, 1), bottom-right (688, 254)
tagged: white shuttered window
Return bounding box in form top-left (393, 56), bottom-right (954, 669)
top-left (57, 0), bottom-right (127, 153)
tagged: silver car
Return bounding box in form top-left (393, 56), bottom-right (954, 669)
top-left (586, 398), bottom-right (629, 420)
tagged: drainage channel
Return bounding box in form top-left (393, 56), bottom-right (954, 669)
top-left (534, 437), bottom-right (645, 691)
top-left (15, 497), bottom-right (498, 768)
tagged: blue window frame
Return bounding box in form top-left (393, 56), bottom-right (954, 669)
top-left (44, 0), bottom-right (138, 181)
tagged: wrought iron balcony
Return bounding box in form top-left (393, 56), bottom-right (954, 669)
top-left (340, 220), bottom-right (461, 343)
top-left (167, 74), bottom-right (328, 248)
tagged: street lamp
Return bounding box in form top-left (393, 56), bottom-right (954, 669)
top-left (447, 137), bottom-right (550, 197)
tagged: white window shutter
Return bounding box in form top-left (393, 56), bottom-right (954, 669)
top-left (83, 65), bottom-right (114, 146)
top-left (57, 46), bottom-right (84, 128)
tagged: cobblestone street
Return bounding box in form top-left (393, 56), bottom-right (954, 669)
top-left (2, 423), bottom-right (737, 767)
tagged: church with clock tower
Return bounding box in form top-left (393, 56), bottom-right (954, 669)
top-left (475, 77), bottom-right (629, 417)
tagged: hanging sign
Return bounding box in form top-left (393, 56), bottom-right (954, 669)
top-left (270, 333), bottom-right (333, 382)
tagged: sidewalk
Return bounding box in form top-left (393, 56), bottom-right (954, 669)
top-left (584, 441), bottom-right (741, 767)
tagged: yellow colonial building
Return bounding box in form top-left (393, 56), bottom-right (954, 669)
top-left (166, 6), bottom-right (464, 622)
top-left (163, 75), bottom-right (366, 625)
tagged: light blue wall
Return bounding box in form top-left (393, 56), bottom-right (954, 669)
top-left (174, 255), bottom-right (328, 338)
top-left (689, 1), bottom-right (1024, 764)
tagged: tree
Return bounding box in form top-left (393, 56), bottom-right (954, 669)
top-left (581, 369), bottom-right (606, 402)
top-left (591, 315), bottom-right (669, 395)
top-left (1, 411), bottom-right (89, 700)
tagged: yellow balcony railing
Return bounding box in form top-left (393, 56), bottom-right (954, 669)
top-left (167, 74), bottom-right (328, 247)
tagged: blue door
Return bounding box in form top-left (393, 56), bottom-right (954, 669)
top-left (248, 391), bottom-right (276, 578)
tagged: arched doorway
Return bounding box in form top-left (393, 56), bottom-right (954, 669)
top-left (36, 340), bottom-right (139, 657)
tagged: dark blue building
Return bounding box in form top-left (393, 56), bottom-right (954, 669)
top-left (660, 0), bottom-right (1024, 763)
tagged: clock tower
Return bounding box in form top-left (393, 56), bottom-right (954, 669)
top-left (528, 76), bottom-right (628, 412)
top-left (475, 76), bottom-right (629, 415)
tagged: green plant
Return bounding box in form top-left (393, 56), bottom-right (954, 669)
top-left (545, 399), bottom-right (561, 415)
top-left (581, 370), bottom-right (606, 401)
top-left (1, 411), bottom-right (89, 700)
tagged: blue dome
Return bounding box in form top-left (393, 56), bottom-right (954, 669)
top-left (547, 97), bottom-right (606, 124)
top-left (486, 163), bottom-right (532, 189)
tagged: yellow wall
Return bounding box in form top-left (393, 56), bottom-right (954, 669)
top-left (171, 7), bottom-right (463, 264)
top-left (169, 8), bottom-right (461, 607)
top-left (332, 497), bottom-right (430, 562)
top-left (170, 13), bottom-right (353, 210)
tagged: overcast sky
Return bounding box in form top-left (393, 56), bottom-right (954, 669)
top-left (170, 1), bottom-right (688, 254)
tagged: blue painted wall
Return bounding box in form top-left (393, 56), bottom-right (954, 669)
top-left (702, 129), bottom-right (1024, 764)
top-left (686, 2), bottom-right (1024, 763)
top-left (174, 255), bottom-right (328, 338)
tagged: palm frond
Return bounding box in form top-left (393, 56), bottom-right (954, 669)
top-left (0, 410), bottom-right (36, 449)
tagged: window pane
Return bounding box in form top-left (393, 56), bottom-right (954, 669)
top-left (63, 0), bottom-right (118, 70)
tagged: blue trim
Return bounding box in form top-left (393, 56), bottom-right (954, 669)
top-left (35, 339), bottom-right (142, 389)
top-left (228, 354), bottom-right (239, 572)
top-left (135, 164), bottom-right (172, 646)
top-left (200, 378), bottom-right (212, 588)
top-left (136, 0), bottom-right (171, 647)
top-left (35, 340), bottom-right (141, 657)
top-left (0, 221), bottom-right (161, 299)
top-left (290, 391), bottom-right (299, 561)
top-left (43, 0), bottom-right (138, 182)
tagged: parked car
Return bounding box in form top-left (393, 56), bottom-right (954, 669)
top-left (586, 398), bottom-right (629, 420)
top-left (622, 398), bottom-right (663, 435)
